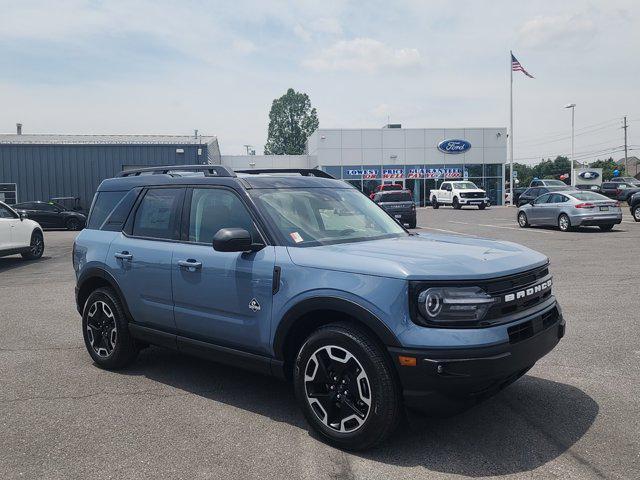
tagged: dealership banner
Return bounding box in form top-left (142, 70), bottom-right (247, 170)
top-left (346, 169), bottom-right (378, 179)
top-left (407, 168), bottom-right (467, 179)
top-left (382, 169), bottom-right (404, 179)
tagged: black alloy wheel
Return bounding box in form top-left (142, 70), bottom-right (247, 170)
top-left (21, 231), bottom-right (44, 260)
top-left (82, 287), bottom-right (139, 369)
top-left (66, 217), bottom-right (80, 231)
top-left (294, 323), bottom-right (401, 450)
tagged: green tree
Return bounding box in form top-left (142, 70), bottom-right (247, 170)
top-left (506, 162), bottom-right (534, 188)
top-left (589, 157), bottom-right (625, 180)
top-left (264, 88), bottom-right (319, 155)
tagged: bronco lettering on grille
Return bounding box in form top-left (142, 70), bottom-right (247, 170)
top-left (504, 278), bottom-right (552, 303)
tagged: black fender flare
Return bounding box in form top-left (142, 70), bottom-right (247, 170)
top-left (272, 296), bottom-right (401, 360)
top-left (76, 267), bottom-right (132, 320)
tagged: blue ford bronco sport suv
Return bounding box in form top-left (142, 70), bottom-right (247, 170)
top-left (73, 165), bottom-right (565, 450)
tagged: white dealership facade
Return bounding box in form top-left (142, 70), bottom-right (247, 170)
top-left (222, 126), bottom-right (507, 205)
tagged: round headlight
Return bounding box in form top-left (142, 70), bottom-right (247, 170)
top-left (418, 288), bottom-right (443, 317)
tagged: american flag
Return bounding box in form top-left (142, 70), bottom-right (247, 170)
top-left (512, 53), bottom-right (534, 78)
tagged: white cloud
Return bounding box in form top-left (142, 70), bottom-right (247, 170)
top-left (314, 17), bottom-right (342, 36)
top-left (293, 24), bottom-right (311, 42)
top-left (518, 14), bottom-right (597, 48)
top-left (303, 38), bottom-right (421, 73)
top-left (232, 38), bottom-right (257, 55)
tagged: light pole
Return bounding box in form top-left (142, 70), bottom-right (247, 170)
top-left (565, 103), bottom-right (576, 185)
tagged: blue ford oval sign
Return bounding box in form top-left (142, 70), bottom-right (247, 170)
top-left (438, 139), bottom-right (471, 154)
top-left (579, 171), bottom-right (600, 180)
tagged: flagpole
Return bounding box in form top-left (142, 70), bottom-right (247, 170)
top-left (509, 50), bottom-right (514, 206)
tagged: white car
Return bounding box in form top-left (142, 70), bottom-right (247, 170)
top-left (0, 201), bottom-right (45, 260)
top-left (430, 181), bottom-right (490, 210)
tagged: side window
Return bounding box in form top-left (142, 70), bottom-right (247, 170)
top-left (87, 191), bottom-right (127, 229)
top-left (188, 188), bottom-right (259, 244)
top-left (441, 183), bottom-right (450, 191)
top-left (547, 194), bottom-right (563, 203)
top-left (528, 188), bottom-right (539, 197)
top-left (0, 204), bottom-right (17, 219)
top-left (132, 188), bottom-right (184, 240)
top-left (534, 193), bottom-right (551, 204)
top-left (39, 203), bottom-right (58, 212)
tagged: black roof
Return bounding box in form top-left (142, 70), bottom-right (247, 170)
top-left (99, 166), bottom-right (348, 192)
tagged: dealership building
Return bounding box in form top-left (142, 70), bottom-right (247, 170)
top-left (0, 125), bottom-right (506, 209)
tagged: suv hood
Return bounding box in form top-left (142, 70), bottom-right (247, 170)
top-left (286, 233), bottom-right (548, 280)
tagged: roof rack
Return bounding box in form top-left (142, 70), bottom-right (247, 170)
top-left (234, 168), bottom-right (334, 179)
top-left (118, 165), bottom-right (236, 177)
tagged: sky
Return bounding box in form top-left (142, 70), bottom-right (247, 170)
top-left (1, 0), bottom-right (639, 163)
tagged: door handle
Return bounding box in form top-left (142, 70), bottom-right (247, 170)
top-left (114, 251), bottom-right (133, 260)
top-left (178, 259), bottom-right (202, 270)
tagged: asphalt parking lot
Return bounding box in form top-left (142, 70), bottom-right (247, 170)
top-left (1, 208), bottom-right (639, 480)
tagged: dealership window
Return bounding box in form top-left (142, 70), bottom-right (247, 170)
top-left (322, 166), bottom-right (342, 179)
top-left (484, 164), bottom-right (502, 177)
top-left (466, 164), bottom-right (483, 178)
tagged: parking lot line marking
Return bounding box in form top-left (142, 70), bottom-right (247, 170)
top-left (447, 220), bottom-right (552, 233)
top-left (418, 226), bottom-right (474, 236)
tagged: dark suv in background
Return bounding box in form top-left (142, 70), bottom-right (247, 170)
top-left (373, 190), bottom-right (417, 228)
top-left (517, 186), bottom-right (577, 207)
top-left (600, 182), bottom-right (640, 202)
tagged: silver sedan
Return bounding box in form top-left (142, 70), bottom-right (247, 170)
top-left (517, 190), bottom-right (622, 232)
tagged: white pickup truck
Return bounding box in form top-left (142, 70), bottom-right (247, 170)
top-left (430, 181), bottom-right (490, 210)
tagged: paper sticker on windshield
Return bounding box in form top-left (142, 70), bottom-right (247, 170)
top-left (290, 232), bottom-right (304, 243)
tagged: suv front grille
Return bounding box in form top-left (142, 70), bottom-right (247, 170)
top-left (508, 308), bottom-right (559, 344)
top-left (484, 266), bottom-right (552, 321)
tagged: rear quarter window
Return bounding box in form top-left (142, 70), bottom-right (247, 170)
top-left (87, 191), bottom-right (127, 229)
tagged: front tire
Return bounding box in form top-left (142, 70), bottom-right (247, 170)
top-left (431, 197), bottom-right (439, 209)
top-left (478, 203), bottom-right (486, 210)
top-left (633, 205), bottom-right (640, 222)
top-left (517, 212), bottom-right (529, 228)
top-left (82, 287), bottom-right (139, 369)
top-left (21, 230), bottom-right (44, 260)
top-left (558, 214), bottom-right (572, 232)
top-left (453, 197), bottom-right (461, 209)
top-left (294, 322), bottom-right (401, 451)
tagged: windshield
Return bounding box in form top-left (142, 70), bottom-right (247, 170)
top-left (570, 192), bottom-right (611, 202)
top-left (250, 188), bottom-right (407, 247)
top-left (451, 182), bottom-right (479, 190)
top-left (380, 192), bottom-right (412, 202)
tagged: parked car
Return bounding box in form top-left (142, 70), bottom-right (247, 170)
top-left (373, 190), bottom-right (417, 228)
top-left (517, 186), bottom-right (578, 207)
top-left (369, 183), bottom-right (403, 200)
top-left (50, 196), bottom-right (86, 214)
top-left (74, 165), bottom-right (565, 450)
top-left (609, 177), bottom-right (640, 187)
top-left (517, 190), bottom-right (622, 232)
top-left (13, 201), bottom-right (86, 230)
top-left (629, 192), bottom-right (640, 222)
top-left (529, 179), bottom-right (568, 187)
top-left (506, 187), bottom-right (528, 205)
top-left (430, 181), bottom-right (490, 209)
top-left (0, 201), bottom-right (45, 260)
top-left (575, 184), bottom-right (602, 193)
top-left (600, 182), bottom-right (640, 201)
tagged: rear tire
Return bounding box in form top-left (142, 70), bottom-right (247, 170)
top-left (453, 197), bottom-right (461, 209)
top-left (558, 214), bottom-right (572, 232)
top-left (431, 197), bottom-right (439, 209)
top-left (294, 322), bottom-right (402, 451)
top-left (66, 217), bottom-right (80, 231)
top-left (517, 212), bottom-right (529, 228)
top-left (21, 230), bottom-right (44, 260)
top-left (82, 287), bottom-right (139, 369)
top-left (408, 218), bottom-right (417, 229)
top-left (633, 205), bottom-right (640, 222)
top-left (598, 224), bottom-right (614, 231)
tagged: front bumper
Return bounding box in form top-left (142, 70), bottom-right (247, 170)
top-left (458, 197), bottom-right (489, 205)
top-left (389, 303), bottom-right (565, 410)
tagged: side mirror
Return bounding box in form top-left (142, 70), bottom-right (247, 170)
top-left (213, 228), bottom-right (263, 253)
top-left (19, 212), bottom-right (27, 221)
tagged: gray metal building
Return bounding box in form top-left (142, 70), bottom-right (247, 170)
top-left (0, 134), bottom-right (220, 209)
